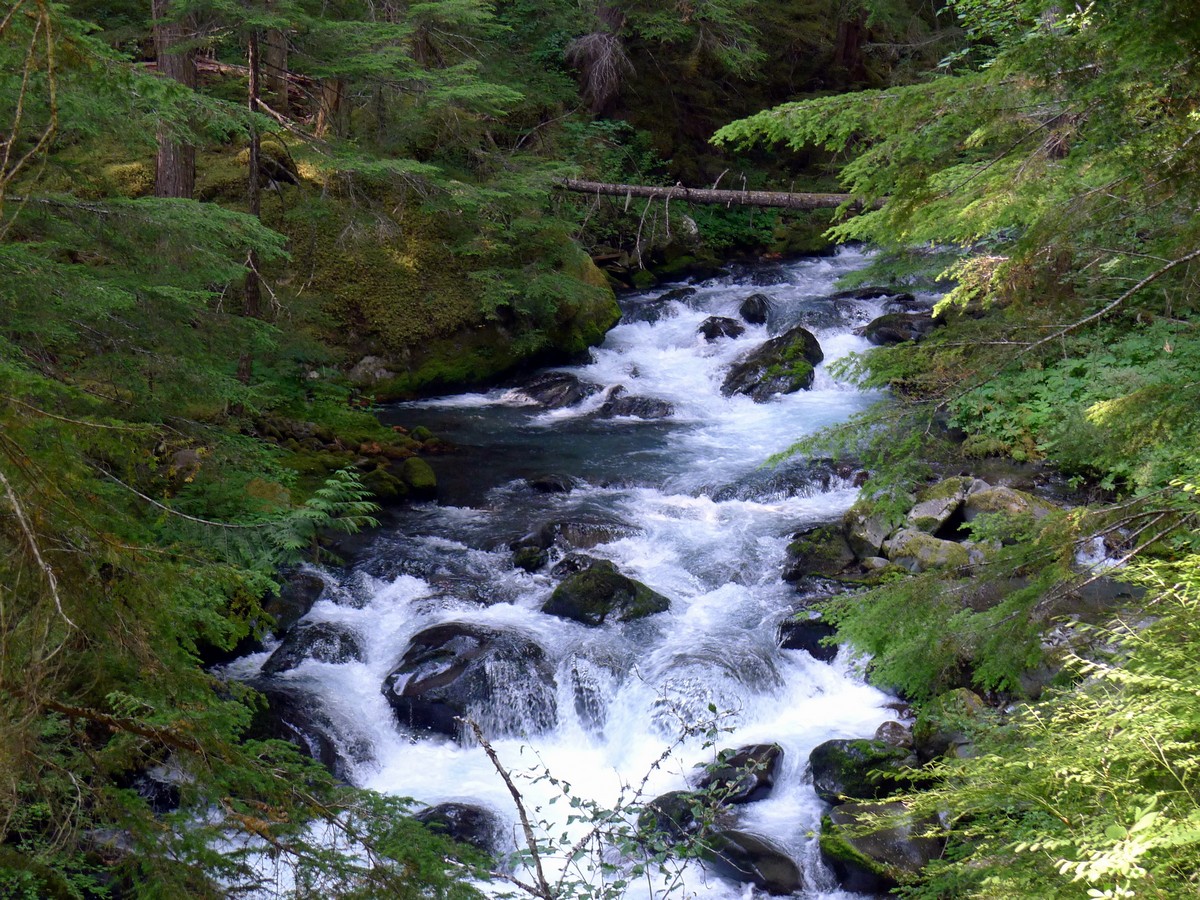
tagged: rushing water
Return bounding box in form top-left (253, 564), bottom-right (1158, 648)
top-left (232, 247), bottom-right (913, 898)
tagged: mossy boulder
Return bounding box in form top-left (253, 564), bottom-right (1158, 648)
top-left (843, 502), bottom-right (901, 559)
top-left (783, 524), bottom-right (856, 580)
top-left (721, 324), bottom-right (824, 402)
top-left (963, 485), bottom-right (1056, 524)
top-left (820, 801), bottom-right (944, 893)
top-left (906, 476), bottom-right (976, 534)
top-left (542, 560), bottom-right (670, 626)
top-left (883, 528), bottom-right (970, 573)
top-left (400, 457), bottom-right (437, 498)
top-left (513, 546), bottom-right (548, 573)
top-left (913, 687), bottom-right (988, 762)
top-left (808, 739), bottom-right (915, 804)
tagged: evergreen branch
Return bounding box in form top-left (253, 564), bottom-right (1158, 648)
top-left (945, 246), bottom-right (1200, 409)
top-left (40, 697), bottom-right (209, 755)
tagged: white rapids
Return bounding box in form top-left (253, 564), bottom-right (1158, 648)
top-left (231, 247), bottom-right (919, 899)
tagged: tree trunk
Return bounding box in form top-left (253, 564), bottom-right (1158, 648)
top-left (313, 78), bottom-right (344, 138)
top-left (264, 27), bottom-right (289, 114)
top-left (152, 0), bottom-right (196, 199)
top-left (238, 30), bottom-right (262, 387)
top-left (553, 178), bottom-right (871, 211)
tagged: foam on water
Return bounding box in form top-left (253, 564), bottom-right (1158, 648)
top-left (239, 248), bottom-right (910, 898)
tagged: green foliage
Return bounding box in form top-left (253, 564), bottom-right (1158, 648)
top-left (898, 545), bottom-right (1200, 899)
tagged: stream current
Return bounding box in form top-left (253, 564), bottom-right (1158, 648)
top-left (235, 247), bottom-right (911, 898)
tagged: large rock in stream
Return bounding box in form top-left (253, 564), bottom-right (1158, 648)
top-left (261, 622), bottom-right (364, 675)
top-left (809, 739), bottom-right (915, 804)
top-left (512, 371), bottom-right (603, 409)
top-left (694, 743), bottom-right (783, 804)
top-left (414, 803), bottom-right (504, 854)
top-left (382, 623), bottom-right (557, 740)
top-left (820, 801), bottom-right (944, 893)
top-left (721, 325), bottom-right (824, 402)
top-left (706, 830), bottom-right (803, 895)
top-left (542, 560), bottom-right (670, 626)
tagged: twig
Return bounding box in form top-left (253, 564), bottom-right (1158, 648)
top-left (461, 718), bottom-right (554, 900)
top-left (0, 464), bottom-right (75, 631)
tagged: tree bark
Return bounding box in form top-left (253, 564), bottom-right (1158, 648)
top-left (264, 27), bottom-right (289, 114)
top-left (553, 178), bottom-right (872, 211)
top-left (152, 0), bottom-right (196, 199)
top-left (238, 30), bottom-right (262, 387)
top-left (313, 78), bottom-right (344, 138)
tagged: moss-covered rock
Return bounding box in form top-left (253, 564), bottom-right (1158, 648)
top-left (843, 501), bottom-right (902, 559)
top-left (883, 528), bottom-right (970, 573)
top-left (783, 524), bottom-right (856, 580)
top-left (400, 457), bottom-right (437, 498)
top-left (906, 476), bottom-right (976, 533)
top-left (721, 324), bottom-right (823, 402)
top-left (512, 546), bottom-right (548, 573)
top-left (542, 560), bottom-right (670, 626)
top-left (963, 485), bottom-right (1056, 523)
top-left (808, 739), bottom-right (915, 804)
top-left (706, 829), bottom-right (803, 895)
top-left (819, 801), bottom-right (944, 893)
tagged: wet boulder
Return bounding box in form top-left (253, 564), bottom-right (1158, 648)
top-left (831, 286), bottom-right (917, 303)
top-left (640, 790), bottom-right (705, 840)
top-left (250, 686), bottom-right (360, 779)
top-left (512, 518), bottom-right (637, 556)
top-left (594, 386), bottom-right (673, 420)
top-left (738, 293), bottom-right (773, 325)
top-left (621, 287), bottom-right (696, 324)
top-left (551, 552), bottom-right (598, 578)
top-left (526, 474), bottom-right (577, 494)
top-left (820, 801), bottom-right (944, 893)
top-left (415, 803), bottom-right (504, 854)
top-left (542, 560), bottom-right (670, 626)
top-left (512, 545), bottom-right (549, 573)
top-left (721, 325), bottom-right (824, 402)
top-left (694, 743), bottom-right (783, 804)
top-left (514, 371), bottom-right (603, 409)
top-left (261, 622), bottom-right (364, 676)
top-left (862, 312), bottom-right (937, 345)
top-left (883, 529), bottom-right (971, 573)
top-left (382, 623), bottom-right (557, 740)
top-left (875, 720), bottom-right (914, 750)
top-left (263, 569), bottom-right (326, 635)
top-left (809, 739), bottom-right (915, 804)
top-left (783, 524), bottom-right (856, 581)
top-left (698, 316), bottom-right (746, 342)
top-left (777, 614), bottom-right (838, 662)
top-left (706, 830), bottom-right (803, 895)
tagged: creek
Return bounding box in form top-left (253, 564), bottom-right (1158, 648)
top-left (233, 247), bottom-right (917, 899)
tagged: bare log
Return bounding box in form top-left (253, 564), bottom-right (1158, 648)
top-left (554, 178), bottom-right (877, 211)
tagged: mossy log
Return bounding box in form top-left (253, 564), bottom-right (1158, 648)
top-left (555, 178), bottom-right (879, 211)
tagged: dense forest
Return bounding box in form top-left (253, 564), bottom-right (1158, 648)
top-left (3, 0), bottom-right (1200, 896)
